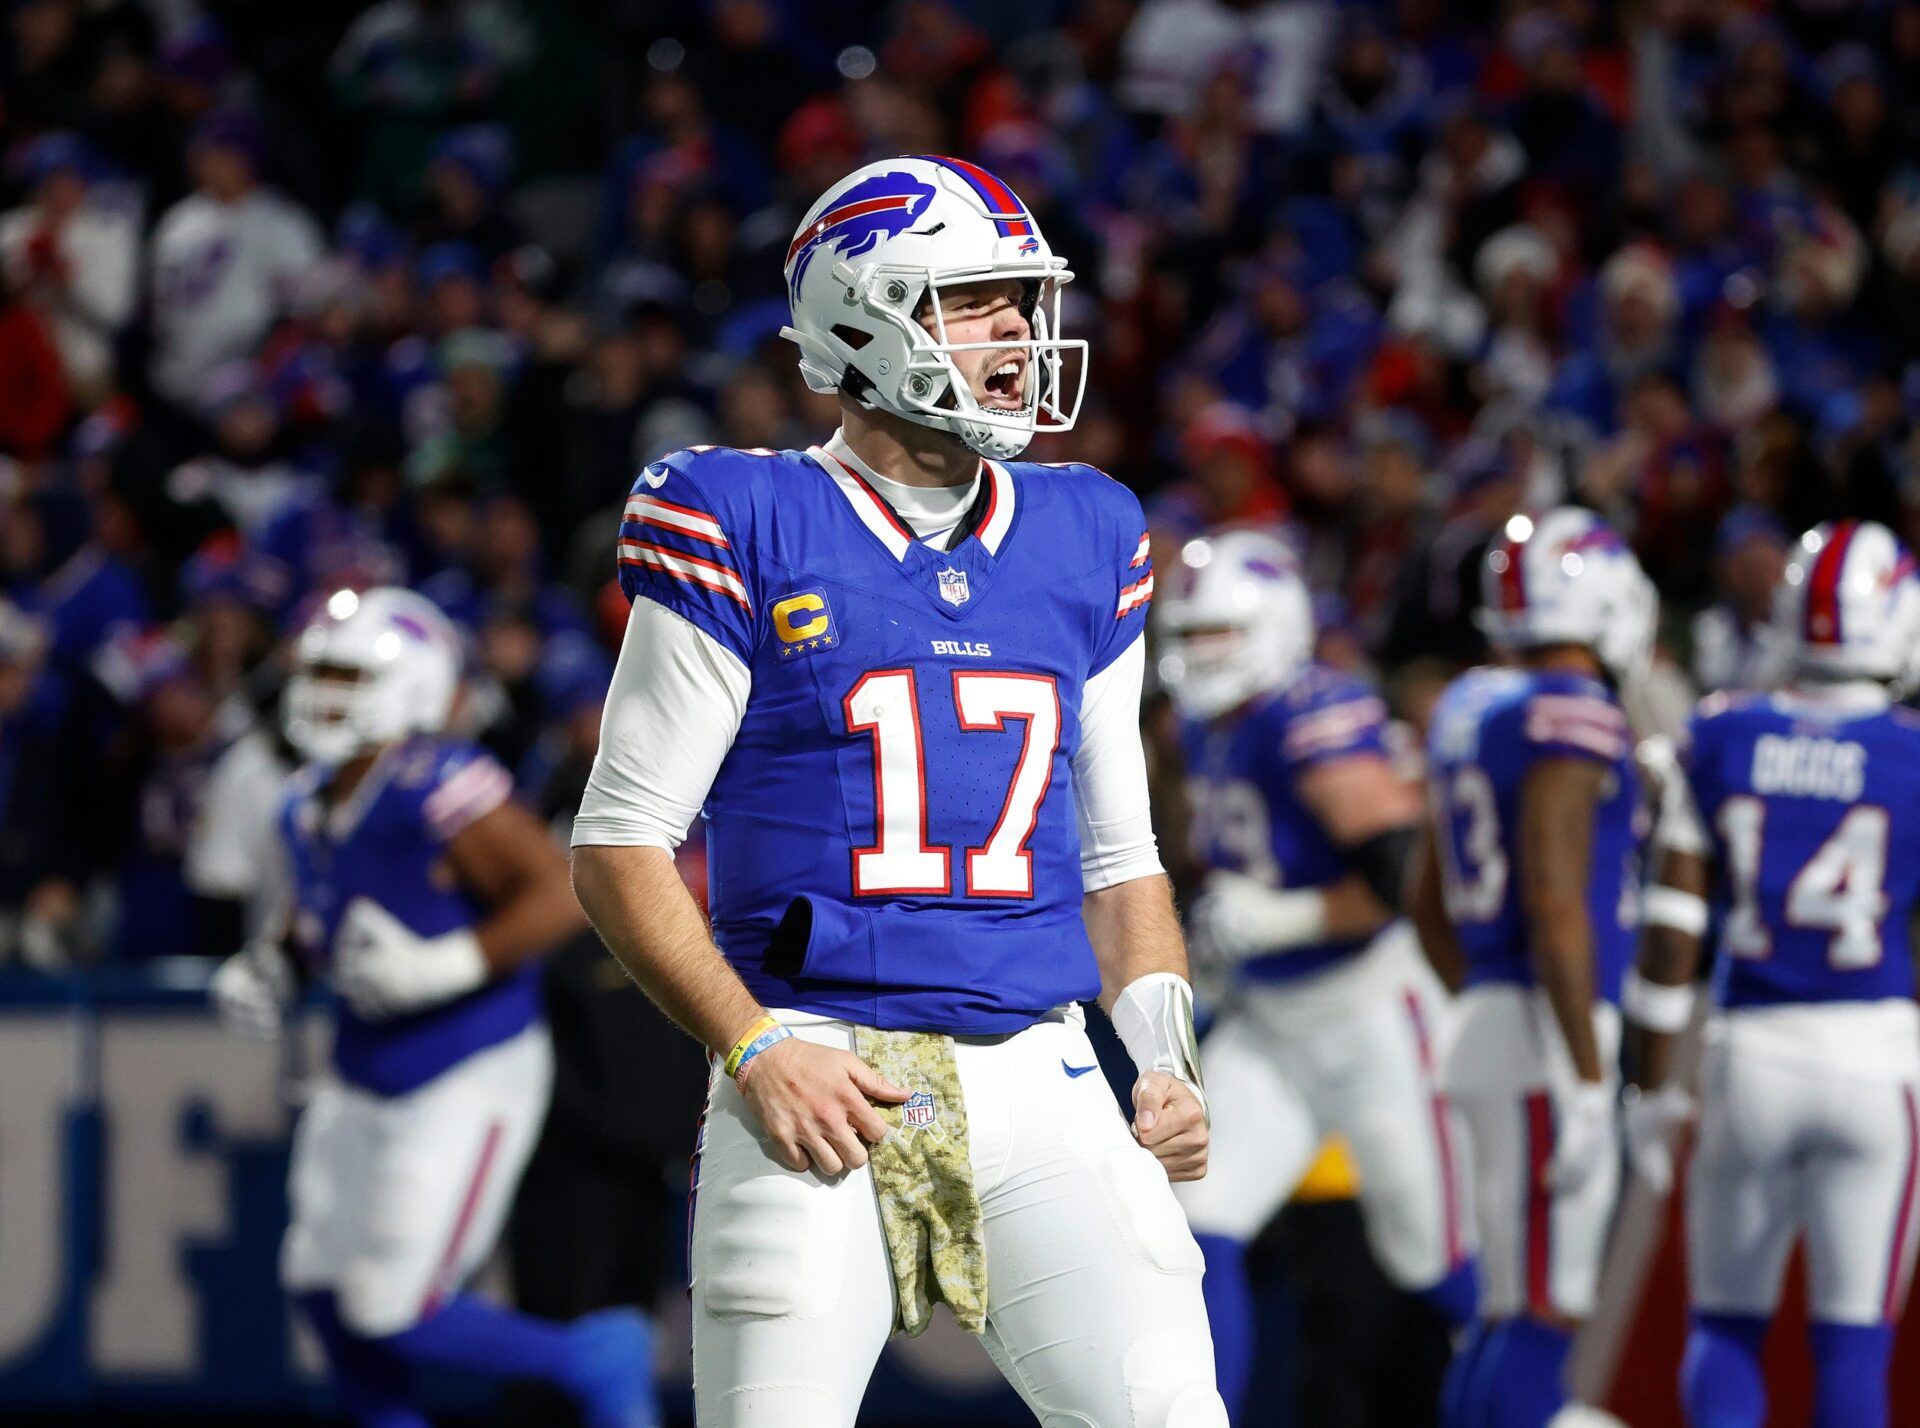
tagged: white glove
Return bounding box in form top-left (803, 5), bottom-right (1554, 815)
top-left (210, 943), bottom-right (296, 1038)
top-left (1185, 871), bottom-right (1329, 967)
top-left (332, 897), bottom-right (489, 1020)
top-left (1622, 1082), bottom-right (1695, 1195)
top-left (1545, 1081), bottom-right (1617, 1193)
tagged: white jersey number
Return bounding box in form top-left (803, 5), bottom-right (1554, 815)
top-left (1717, 796), bottom-right (1888, 969)
top-left (845, 669), bottom-right (1061, 898)
top-left (1437, 766), bottom-right (1508, 923)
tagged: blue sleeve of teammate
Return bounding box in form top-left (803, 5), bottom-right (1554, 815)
top-left (1519, 686), bottom-right (1631, 765)
top-left (1277, 670), bottom-right (1393, 771)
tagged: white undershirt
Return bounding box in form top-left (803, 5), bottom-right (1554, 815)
top-left (822, 430), bottom-right (980, 549)
top-left (572, 463), bottom-right (1163, 892)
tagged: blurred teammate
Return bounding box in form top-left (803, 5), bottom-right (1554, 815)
top-left (209, 586), bottom-right (657, 1428)
top-left (571, 155), bottom-right (1224, 1427)
top-left (1156, 529), bottom-right (1476, 1420)
top-left (1629, 520), bottom-right (1920, 1428)
top-left (1411, 508), bottom-right (1657, 1427)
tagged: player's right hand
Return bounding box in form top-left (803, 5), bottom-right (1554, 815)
top-left (209, 943), bottom-right (295, 1038)
top-left (737, 1038), bottom-right (908, 1177)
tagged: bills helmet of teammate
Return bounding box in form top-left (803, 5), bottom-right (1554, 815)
top-left (1775, 519), bottom-right (1920, 688)
top-left (1154, 529), bottom-right (1314, 719)
top-left (1477, 506), bottom-right (1657, 686)
top-left (285, 586), bottom-right (462, 762)
top-left (779, 155), bottom-right (1087, 460)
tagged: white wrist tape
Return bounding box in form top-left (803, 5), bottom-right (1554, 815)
top-left (1622, 969), bottom-right (1698, 1033)
top-left (1110, 972), bottom-right (1207, 1118)
top-left (1642, 886), bottom-right (1710, 936)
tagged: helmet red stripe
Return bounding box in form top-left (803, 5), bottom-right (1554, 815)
top-left (1804, 520), bottom-right (1859, 645)
top-left (1498, 534), bottom-right (1528, 612)
top-left (921, 154), bottom-right (1033, 236)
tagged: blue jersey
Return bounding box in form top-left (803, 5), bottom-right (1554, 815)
top-left (282, 737), bottom-right (541, 1095)
top-left (1425, 667), bottom-right (1642, 1002)
top-left (1682, 691), bottom-right (1920, 1009)
top-left (1182, 664), bottom-right (1397, 982)
top-left (616, 443), bottom-right (1155, 1034)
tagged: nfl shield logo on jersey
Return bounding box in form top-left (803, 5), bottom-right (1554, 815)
top-left (902, 1090), bottom-right (937, 1129)
top-left (937, 568), bottom-right (971, 607)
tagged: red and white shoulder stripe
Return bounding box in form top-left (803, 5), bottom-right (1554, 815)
top-left (616, 540), bottom-right (752, 610)
top-left (622, 493), bottom-right (730, 549)
top-left (1130, 530), bottom-right (1151, 569)
top-left (424, 757), bottom-right (513, 840)
top-left (1116, 571), bottom-right (1154, 618)
top-left (1525, 693), bottom-right (1629, 759)
top-left (1284, 697), bottom-right (1387, 759)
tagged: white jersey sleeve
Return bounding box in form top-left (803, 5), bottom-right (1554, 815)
top-left (571, 595), bottom-right (750, 850)
top-left (1072, 631), bottom-right (1164, 891)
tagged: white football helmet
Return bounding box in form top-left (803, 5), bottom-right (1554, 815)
top-left (1155, 530), bottom-right (1314, 720)
top-left (779, 155), bottom-right (1087, 460)
top-left (284, 587), bottom-right (462, 763)
top-left (1775, 519), bottom-right (1920, 687)
top-left (1478, 507), bottom-right (1657, 687)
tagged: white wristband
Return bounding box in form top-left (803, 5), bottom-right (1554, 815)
top-left (1110, 972), bottom-right (1207, 1118)
top-left (1622, 969), bottom-right (1698, 1033)
top-left (1248, 886), bottom-right (1332, 950)
top-left (1643, 886), bottom-right (1710, 936)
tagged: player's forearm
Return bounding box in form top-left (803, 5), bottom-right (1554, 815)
top-left (571, 842), bottom-right (767, 1055)
top-left (1520, 762), bottom-right (1607, 1083)
top-left (1085, 872), bottom-right (1188, 1013)
top-left (473, 870), bottom-right (589, 972)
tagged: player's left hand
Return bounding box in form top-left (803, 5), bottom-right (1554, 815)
top-left (333, 897), bottom-right (490, 1020)
top-left (1544, 1081), bottom-right (1615, 1193)
top-left (1132, 1072), bottom-right (1208, 1182)
top-left (1622, 1082), bottom-right (1695, 1195)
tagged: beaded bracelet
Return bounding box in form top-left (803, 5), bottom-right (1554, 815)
top-left (725, 1015), bottom-right (792, 1088)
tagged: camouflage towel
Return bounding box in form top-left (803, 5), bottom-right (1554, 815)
top-left (851, 1026), bottom-right (988, 1336)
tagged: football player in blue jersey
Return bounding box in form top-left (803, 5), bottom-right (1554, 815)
top-left (1627, 520), bottom-right (1920, 1428)
top-left (209, 587), bottom-right (658, 1428)
top-left (570, 155), bottom-right (1225, 1427)
top-left (1409, 507), bottom-right (1657, 1428)
top-left (1153, 529), bottom-right (1478, 1420)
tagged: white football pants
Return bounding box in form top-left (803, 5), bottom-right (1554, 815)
top-left (689, 1007), bottom-right (1226, 1428)
top-left (1174, 930), bottom-right (1473, 1293)
top-left (1443, 985), bottom-right (1621, 1321)
top-left (280, 1023), bottom-right (554, 1337)
top-left (1688, 1002), bottom-right (1920, 1325)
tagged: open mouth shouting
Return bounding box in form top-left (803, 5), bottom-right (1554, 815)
top-left (979, 351), bottom-right (1029, 411)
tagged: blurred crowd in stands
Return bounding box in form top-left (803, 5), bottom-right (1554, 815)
top-left (1, 0), bottom-right (1918, 966)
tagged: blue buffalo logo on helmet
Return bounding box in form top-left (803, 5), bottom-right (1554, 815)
top-left (783, 169), bottom-right (938, 301)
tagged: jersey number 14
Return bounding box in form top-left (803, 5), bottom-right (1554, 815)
top-left (1717, 797), bottom-right (1890, 968)
top-left (844, 669), bottom-right (1061, 899)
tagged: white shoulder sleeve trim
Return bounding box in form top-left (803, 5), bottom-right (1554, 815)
top-left (570, 595), bottom-right (750, 850)
top-left (1072, 632), bottom-right (1164, 891)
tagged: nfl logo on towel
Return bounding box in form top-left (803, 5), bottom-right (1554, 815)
top-left (902, 1090), bottom-right (937, 1129)
top-left (937, 568), bottom-right (970, 607)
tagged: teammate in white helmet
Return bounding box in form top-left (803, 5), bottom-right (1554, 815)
top-left (1629, 520), bottom-right (1920, 1428)
top-left (1155, 529), bottom-right (1479, 1422)
top-left (1410, 508), bottom-right (1657, 1426)
top-left (209, 586), bottom-right (659, 1428)
top-left (569, 155), bottom-right (1224, 1426)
